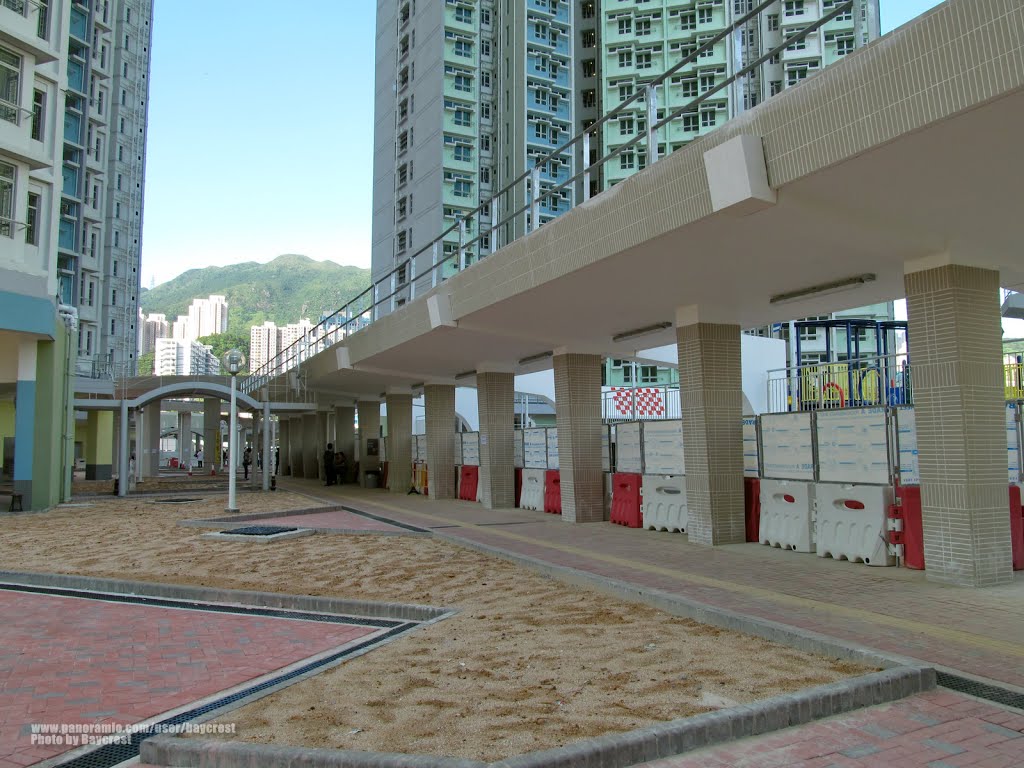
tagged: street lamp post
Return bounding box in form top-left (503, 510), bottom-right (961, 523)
top-left (222, 349), bottom-right (246, 513)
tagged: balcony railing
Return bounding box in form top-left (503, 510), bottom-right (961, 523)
top-left (243, 1), bottom-right (855, 395)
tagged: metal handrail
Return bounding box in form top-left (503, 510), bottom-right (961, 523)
top-left (243, 1), bottom-right (855, 394)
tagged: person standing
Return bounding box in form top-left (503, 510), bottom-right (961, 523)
top-left (323, 443), bottom-right (336, 486)
top-left (243, 446), bottom-right (252, 480)
top-left (196, 448), bottom-right (204, 468)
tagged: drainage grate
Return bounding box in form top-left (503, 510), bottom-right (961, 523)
top-left (51, 621), bottom-right (417, 768)
top-left (936, 671), bottom-right (1024, 711)
top-left (153, 497), bottom-right (203, 504)
top-left (0, 583), bottom-right (401, 628)
top-left (221, 525), bottom-right (299, 536)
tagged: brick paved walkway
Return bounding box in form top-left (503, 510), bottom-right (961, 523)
top-left (0, 589), bottom-right (376, 767)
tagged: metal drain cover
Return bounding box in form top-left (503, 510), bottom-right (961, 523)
top-left (222, 525), bottom-right (299, 536)
top-left (154, 497), bottom-right (203, 504)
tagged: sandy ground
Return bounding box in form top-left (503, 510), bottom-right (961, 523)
top-left (0, 492), bottom-right (871, 762)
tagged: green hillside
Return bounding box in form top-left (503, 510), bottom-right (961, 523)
top-left (139, 254), bottom-right (370, 336)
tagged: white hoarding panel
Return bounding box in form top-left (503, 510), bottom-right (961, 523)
top-left (546, 428), bottom-right (559, 469)
top-left (760, 412), bottom-right (814, 481)
top-left (742, 417), bottom-right (759, 477)
top-left (514, 429), bottom-right (524, 468)
top-left (1008, 402), bottom-right (1020, 484)
top-left (380, 437), bottom-right (388, 463)
top-left (616, 422), bottom-right (642, 473)
top-left (601, 427), bottom-right (610, 472)
top-left (816, 407), bottom-right (889, 485)
top-left (461, 432), bottom-right (480, 466)
top-left (524, 428), bottom-right (547, 469)
top-left (414, 434), bottom-right (427, 463)
top-left (641, 420), bottom-right (684, 476)
top-left (895, 407), bottom-right (919, 486)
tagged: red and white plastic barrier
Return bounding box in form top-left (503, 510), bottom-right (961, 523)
top-left (815, 483), bottom-right (895, 566)
top-left (610, 472), bottom-right (642, 527)
top-left (642, 475), bottom-right (687, 532)
top-left (759, 479), bottom-right (815, 552)
top-left (519, 468), bottom-right (545, 511)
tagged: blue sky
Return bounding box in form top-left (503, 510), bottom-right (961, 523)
top-left (140, 0), bottom-right (944, 288)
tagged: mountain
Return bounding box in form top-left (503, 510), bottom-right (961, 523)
top-left (139, 254), bottom-right (370, 336)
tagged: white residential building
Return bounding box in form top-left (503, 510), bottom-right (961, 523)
top-left (154, 337), bottom-right (220, 376)
top-left (249, 320), bottom-right (280, 374)
top-left (137, 310), bottom-right (168, 354)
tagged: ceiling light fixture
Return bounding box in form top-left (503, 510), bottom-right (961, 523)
top-left (454, 370), bottom-right (476, 380)
top-left (518, 351), bottom-right (553, 365)
top-left (769, 274), bottom-right (876, 305)
top-left (612, 322), bottom-right (673, 343)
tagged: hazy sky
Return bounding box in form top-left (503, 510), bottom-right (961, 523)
top-left (140, 0), bottom-right (945, 288)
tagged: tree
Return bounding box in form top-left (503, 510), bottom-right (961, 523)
top-left (197, 333), bottom-right (251, 372)
top-left (137, 352), bottom-right (155, 375)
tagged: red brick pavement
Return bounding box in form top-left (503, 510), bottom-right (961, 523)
top-left (253, 509), bottom-right (411, 532)
top-left (642, 690), bottom-right (1024, 768)
top-left (0, 590), bottom-right (375, 767)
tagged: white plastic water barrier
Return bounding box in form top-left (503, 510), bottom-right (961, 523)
top-left (642, 475), bottom-right (687, 532)
top-left (616, 422), bottom-right (642, 473)
top-left (514, 430), bottom-right (524, 468)
top-left (546, 428), bottom-right (559, 469)
top-left (815, 483), bottom-right (895, 566)
top-left (1008, 402), bottom-right (1020, 484)
top-left (414, 434), bottom-right (427, 463)
top-left (519, 468), bottom-right (545, 510)
top-left (760, 413), bottom-right (814, 481)
top-left (742, 417), bottom-right (759, 477)
top-left (894, 407), bottom-right (919, 485)
top-left (642, 420), bottom-right (684, 476)
top-left (524, 428), bottom-right (547, 469)
top-left (759, 479), bottom-right (815, 552)
top-left (601, 428), bottom-right (611, 472)
top-left (816, 408), bottom-right (889, 485)
top-left (461, 432), bottom-right (480, 466)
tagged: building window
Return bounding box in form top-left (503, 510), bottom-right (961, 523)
top-left (680, 77), bottom-right (698, 98)
top-left (453, 179), bottom-right (471, 197)
top-left (836, 36), bottom-right (855, 55)
top-left (582, 58), bottom-right (596, 77)
top-left (0, 161), bottom-right (14, 237)
top-left (454, 6), bottom-right (472, 23)
top-left (581, 1), bottom-right (594, 19)
top-left (454, 144), bottom-right (471, 162)
top-left (581, 29), bottom-right (595, 48)
top-left (700, 109), bottom-right (716, 128)
top-left (636, 52), bottom-right (652, 69)
top-left (767, 13), bottom-right (779, 31)
top-left (618, 18), bottom-right (632, 35)
top-left (31, 89), bottom-right (44, 140)
top-left (25, 191), bottom-right (38, 244)
top-left (682, 112), bottom-right (698, 131)
top-left (783, 0), bottom-right (805, 17)
top-left (453, 74), bottom-right (472, 92)
top-left (786, 35), bottom-right (807, 51)
top-left (680, 11), bottom-right (696, 30)
top-left (618, 50), bottom-right (632, 67)
top-left (619, 115), bottom-right (634, 135)
top-left (640, 365), bottom-right (658, 383)
top-left (697, 8), bottom-right (713, 24)
top-left (453, 108), bottom-right (471, 126)
top-left (0, 46), bottom-right (21, 125)
top-left (454, 40), bottom-right (472, 58)
top-left (582, 89), bottom-right (595, 107)
top-left (636, 19), bottom-right (651, 35)
top-left (620, 150), bottom-right (635, 170)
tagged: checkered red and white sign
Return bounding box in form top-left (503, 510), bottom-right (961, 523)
top-left (610, 387), bottom-right (665, 417)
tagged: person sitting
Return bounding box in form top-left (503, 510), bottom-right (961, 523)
top-left (334, 450), bottom-right (347, 484)
top-left (323, 443), bottom-right (336, 486)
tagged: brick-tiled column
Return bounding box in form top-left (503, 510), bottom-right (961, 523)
top-left (277, 418), bottom-right (289, 475)
top-left (142, 402), bottom-right (161, 478)
top-left (553, 353), bottom-right (604, 523)
top-left (905, 263), bottom-right (1012, 587)
top-left (203, 398), bottom-right (220, 472)
top-left (424, 384), bottom-right (457, 499)
top-left (288, 417), bottom-right (304, 477)
top-left (477, 371), bottom-right (515, 509)
top-left (302, 414), bottom-right (319, 479)
top-left (316, 411), bottom-right (330, 480)
top-left (334, 406), bottom-right (355, 483)
top-left (677, 322), bottom-right (745, 545)
top-left (357, 400), bottom-right (381, 486)
top-left (386, 393), bottom-right (413, 493)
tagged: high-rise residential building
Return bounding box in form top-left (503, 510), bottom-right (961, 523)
top-left (372, 0), bottom-right (879, 287)
top-left (249, 320), bottom-right (280, 374)
top-left (137, 310), bottom-right (168, 354)
top-left (62, 0), bottom-right (154, 380)
top-left (186, 294), bottom-right (228, 339)
top-left (279, 318), bottom-right (314, 351)
top-left (154, 337), bottom-right (220, 376)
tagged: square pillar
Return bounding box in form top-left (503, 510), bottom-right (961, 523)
top-left (13, 339), bottom-right (38, 508)
top-left (424, 384), bottom-right (457, 499)
top-left (335, 406), bottom-right (356, 483)
top-left (302, 414), bottom-right (319, 479)
top-left (141, 402), bottom-right (161, 478)
top-left (553, 353), bottom-right (604, 523)
top-left (282, 417), bottom-right (297, 476)
top-left (477, 370), bottom-right (515, 509)
top-left (203, 398), bottom-right (220, 472)
top-left (178, 411), bottom-right (192, 466)
top-left (317, 411), bottom-right (330, 480)
top-left (677, 320), bottom-right (745, 545)
top-left (357, 400), bottom-right (381, 485)
top-left (905, 263), bottom-right (1013, 587)
top-left (85, 410), bottom-right (114, 480)
top-left (386, 392), bottom-right (413, 493)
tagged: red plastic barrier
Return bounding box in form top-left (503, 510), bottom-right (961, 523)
top-left (744, 477), bottom-right (761, 543)
top-left (459, 465), bottom-right (479, 502)
top-left (894, 484), bottom-right (925, 569)
top-left (543, 470), bottom-right (562, 515)
top-left (381, 462), bottom-right (389, 490)
top-left (610, 472), bottom-right (643, 528)
top-left (515, 468), bottom-right (523, 508)
top-left (1010, 485), bottom-right (1024, 571)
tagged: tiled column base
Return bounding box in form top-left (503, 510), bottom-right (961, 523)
top-left (677, 322), bottom-right (745, 545)
top-left (386, 394), bottom-right (413, 493)
top-left (477, 372), bottom-right (515, 509)
top-left (425, 385), bottom-right (457, 500)
top-left (905, 264), bottom-right (1013, 587)
top-left (553, 353), bottom-right (605, 523)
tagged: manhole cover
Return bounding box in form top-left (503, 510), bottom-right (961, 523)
top-left (222, 525), bottom-right (299, 536)
top-left (154, 498), bottom-right (203, 504)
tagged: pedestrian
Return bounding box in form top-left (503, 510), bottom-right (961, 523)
top-left (334, 450), bottom-right (347, 484)
top-left (323, 443), bottom-right (336, 486)
top-left (275, 447), bottom-right (280, 475)
top-left (243, 446), bottom-right (252, 480)
top-left (196, 448), bottom-right (204, 468)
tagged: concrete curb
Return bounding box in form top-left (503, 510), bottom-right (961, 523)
top-left (0, 571), bottom-right (451, 623)
top-left (140, 666), bottom-right (935, 768)
top-left (199, 528), bottom-right (317, 543)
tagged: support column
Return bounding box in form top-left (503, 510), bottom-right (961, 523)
top-left (302, 413), bottom-right (318, 479)
top-left (477, 370), bottom-right (515, 509)
top-left (118, 400), bottom-right (129, 496)
top-left (553, 353), bottom-right (604, 522)
top-left (424, 384), bottom-right (456, 499)
top-left (178, 411), bottom-right (192, 467)
top-left (278, 418), bottom-right (290, 476)
top-left (677, 313), bottom-right (745, 545)
top-left (386, 391), bottom-right (413, 493)
top-left (13, 339), bottom-right (38, 508)
top-left (905, 262), bottom-right (1012, 586)
top-left (84, 410), bottom-right (114, 480)
top-left (142, 402), bottom-right (161, 478)
top-left (335, 405), bottom-right (356, 483)
top-left (317, 411), bottom-right (330, 480)
top-left (203, 398), bottom-right (220, 473)
top-left (289, 417), bottom-right (304, 477)
top-left (357, 400), bottom-right (381, 486)
top-left (262, 400), bottom-right (271, 490)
